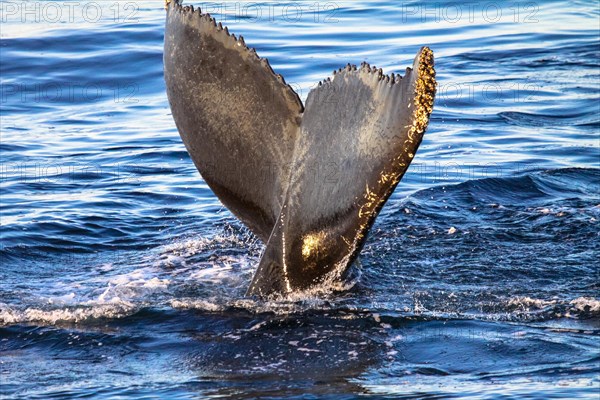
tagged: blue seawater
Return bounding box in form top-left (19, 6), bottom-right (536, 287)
top-left (1, 1), bottom-right (598, 398)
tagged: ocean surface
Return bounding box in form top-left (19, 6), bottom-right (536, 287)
top-left (1, 0), bottom-right (599, 398)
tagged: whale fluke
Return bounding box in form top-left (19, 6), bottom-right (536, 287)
top-left (164, 0), bottom-right (436, 298)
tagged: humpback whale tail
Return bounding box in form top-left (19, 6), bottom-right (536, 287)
top-left (164, 1), bottom-right (436, 298)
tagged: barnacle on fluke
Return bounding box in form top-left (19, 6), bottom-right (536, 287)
top-left (163, 0), bottom-right (436, 298)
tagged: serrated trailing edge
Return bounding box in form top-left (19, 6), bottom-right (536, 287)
top-left (168, 0), bottom-right (300, 104)
top-left (170, 0), bottom-right (411, 93)
top-left (321, 59), bottom-right (408, 89)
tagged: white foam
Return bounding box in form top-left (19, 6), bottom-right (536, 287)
top-left (0, 263), bottom-right (174, 325)
top-left (569, 297), bottom-right (600, 313)
top-left (497, 295), bottom-right (600, 320)
top-left (47, 293), bottom-right (77, 305)
top-left (190, 264), bottom-right (234, 281)
top-left (0, 301), bottom-right (136, 325)
top-left (94, 268), bottom-right (170, 305)
top-left (169, 298), bottom-right (223, 312)
top-left (507, 296), bottom-right (556, 310)
top-left (158, 234), bottom-right (255, 260)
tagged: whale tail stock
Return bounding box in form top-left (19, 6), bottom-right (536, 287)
top-left (163, 1), bottom-right (436, 298)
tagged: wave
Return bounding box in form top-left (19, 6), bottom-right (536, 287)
top-left (2, 291), bottom-right (598, 327)
top-left (1, 168), bottom-right (598, 327)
